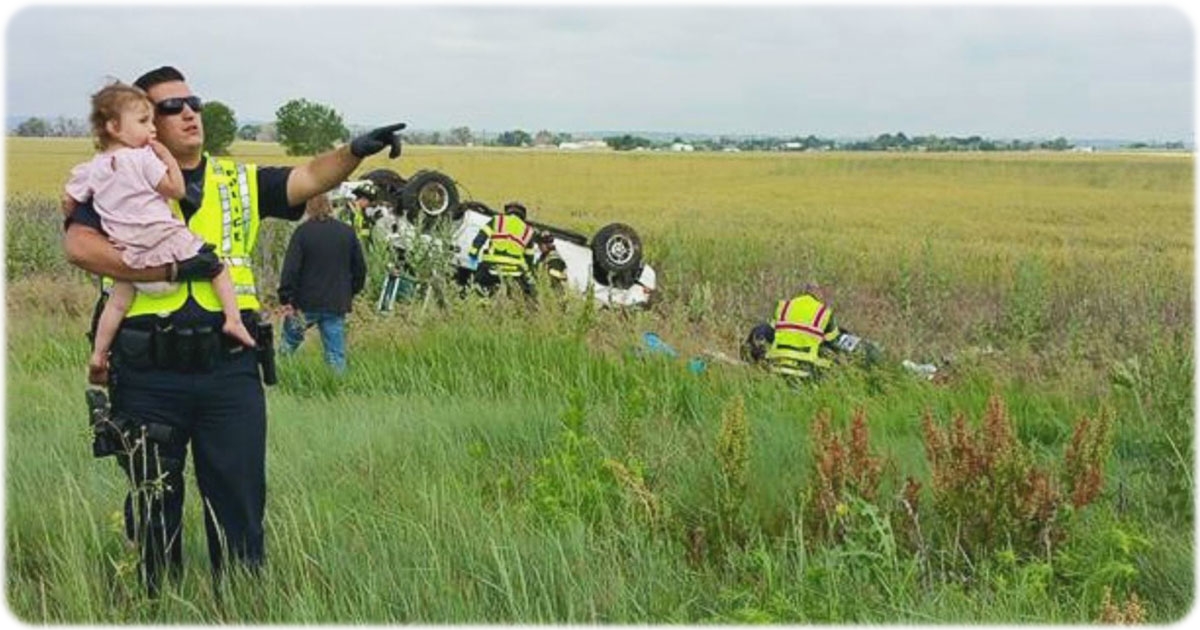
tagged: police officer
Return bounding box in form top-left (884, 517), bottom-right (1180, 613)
top-left (762, 283), bottom-right (842, 380)
top-left (62, 65), bottom-right (405, 595)
top-left (465, 201), bottom-right (539, 297)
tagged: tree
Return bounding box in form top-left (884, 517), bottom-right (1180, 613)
top-left (274, 98), bottom-right (349, 156)
top-left (14, 117), bottom-right (48, 137)
top-left (201, 100), bottom-right (237, 155)
top-left (449, 126), bottom-right (473, 146)
top-left (533, 129), bottom-right (555, 146)
top-left (237, 124), bottom-right (259, 141)
top-left (496, 129), bottom-right (532, 147)
top-left (603, 134), bottom-right (652, 151)
top-left (49, 116), bottom-right (87, 137)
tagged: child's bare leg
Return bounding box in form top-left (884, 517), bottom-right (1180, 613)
top-left (212, 266), bottom-right (257, 347)
top-left (90, 282), bottom-right (135, 385)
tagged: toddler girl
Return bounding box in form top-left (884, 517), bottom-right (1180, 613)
top-left (65, 82), bottom-right (255, 384)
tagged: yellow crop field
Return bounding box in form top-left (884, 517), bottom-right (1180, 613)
top-left (6, 138), bottom-right (1193, 356)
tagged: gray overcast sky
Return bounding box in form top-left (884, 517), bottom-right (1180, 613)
top-left (3, 3), bottom-right (1194, 140)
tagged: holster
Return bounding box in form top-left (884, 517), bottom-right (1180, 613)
top-left (88, 388), bottom-right (183, 462)
top-left (88, 388), bottom-right (124, 458)
top-left (255, 320), bottom-right (277, 386)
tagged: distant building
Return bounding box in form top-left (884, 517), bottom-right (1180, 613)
top-left (559, 140), bottom-right (609, 150)
top-left (670, 142), bottom-right (694, 152)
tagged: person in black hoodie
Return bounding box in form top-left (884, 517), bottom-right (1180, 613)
top-left (278, 193), bottom-right (366, 373)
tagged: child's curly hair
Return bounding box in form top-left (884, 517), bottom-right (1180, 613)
top-left (89, 81), bottom-right (152, 151)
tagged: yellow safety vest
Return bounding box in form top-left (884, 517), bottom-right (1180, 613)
top-left (125, 154), bottom-right (261, 317)
top-left (765, 294), bottom-right (840, 376)
top-left (480, 214), bottom-right (534, 276)
top-left (351, 207), bottom-right (370, 240)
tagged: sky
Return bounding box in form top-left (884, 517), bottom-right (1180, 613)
top-left (2, 1), bottom-right (1195, 141)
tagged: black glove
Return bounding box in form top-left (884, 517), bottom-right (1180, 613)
top-left (350, 122), bottom-right (407, 159)
top-left (174, 244), bottom-right (223, 281)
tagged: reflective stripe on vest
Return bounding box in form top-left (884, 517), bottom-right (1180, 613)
top-left (766, 294), bottom-right (832, 368)
top-left (351, 208), bottom-right (369, 238)
top-left (482, 214), bottom-right (532, 272)
top-left (125, 155), bottom-right (261, 317)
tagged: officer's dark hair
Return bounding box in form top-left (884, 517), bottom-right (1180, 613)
top-left (134, 66), bottom-right (186, 92)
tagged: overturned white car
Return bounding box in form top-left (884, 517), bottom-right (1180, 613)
top-left (331, 169), bottom-right (658, 308)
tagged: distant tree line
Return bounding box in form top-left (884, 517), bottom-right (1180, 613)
top-left (8, 108), bottom-right (1186, 155)
top-left (12, 102), bottom-right (244, 155)
top-left (13, 116), bottom-right (88, 138)
top-left (1121, 140), bottom-right (1187, 150)
top-left (600, 132), bottom-right (1084, 152)
top-left (398, 128), bottom-right (575, 148)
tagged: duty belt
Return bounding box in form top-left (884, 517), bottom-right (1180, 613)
top-left (113, 320), bottom-right (254, 373)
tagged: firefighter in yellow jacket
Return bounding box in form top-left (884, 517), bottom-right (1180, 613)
top-left (465, 201), bottom-right (539, 297)
top-left (761, 283), bottom-right (843, 379)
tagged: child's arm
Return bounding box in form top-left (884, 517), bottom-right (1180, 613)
top-left (149, 140), bottom-right (186, 200)
top-left (62, 161), bottom-right (91, 216)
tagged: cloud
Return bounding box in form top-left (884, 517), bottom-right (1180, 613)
top-left (4, 5), bottom-right (1193, 139)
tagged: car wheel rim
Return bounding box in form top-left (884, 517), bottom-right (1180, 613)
top-left (606, 235), bottom-right (634, 265)
top-left (419, 183), bottom-right (450, 216)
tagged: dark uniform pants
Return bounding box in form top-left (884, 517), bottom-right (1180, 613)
top-left (110, 340), bottom-right (266, 593)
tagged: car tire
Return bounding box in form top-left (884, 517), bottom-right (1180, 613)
top-left (402, 170), bottom-right (460, 229)
top-left (592, 223), bottom-right (643, 278)
top-left (360, 168), bottom-right (406, 211)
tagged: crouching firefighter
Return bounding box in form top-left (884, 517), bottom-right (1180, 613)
top-left (465, 201), bottom-right (538, 298)
top-left (742, 283), bottom-right (843, 381)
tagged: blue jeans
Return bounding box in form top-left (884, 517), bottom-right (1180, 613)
top-left (281, 311), bottom-right (347, 373)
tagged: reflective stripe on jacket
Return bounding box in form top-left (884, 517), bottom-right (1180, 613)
top-left (473, 214), bottom-right (535, 276)
top-left (352, 208), bottom-right (370, 239)
top-left (765, 294), bottom-right (840, 373)
top-left (126, 155), bottom-right (261, 317)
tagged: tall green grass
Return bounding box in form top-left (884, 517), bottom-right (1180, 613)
top-left (7, 284), bottom-right (1192, 622)
top-left (5, 145), bottom-right (1193, 622)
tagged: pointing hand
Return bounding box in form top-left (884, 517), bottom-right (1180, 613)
top-left (350, 122), bottom-right (407, 159)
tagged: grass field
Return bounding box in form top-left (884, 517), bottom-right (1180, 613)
top-left (4, 138), bottom-right (1194, 622)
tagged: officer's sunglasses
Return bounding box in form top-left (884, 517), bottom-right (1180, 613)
top-left (154, 96), bottom-right (204, 116)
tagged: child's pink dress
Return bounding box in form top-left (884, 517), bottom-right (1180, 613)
top-left (65, 146), bottom-right (205, 268)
